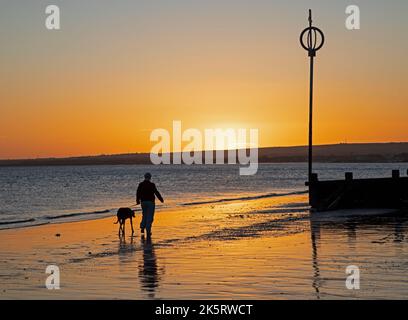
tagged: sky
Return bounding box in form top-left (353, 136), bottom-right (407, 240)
top-left (0, 0), bottom-right (407, 159)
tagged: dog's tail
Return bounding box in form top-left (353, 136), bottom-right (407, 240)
top-left (113, 218), bottom-right (119, 224)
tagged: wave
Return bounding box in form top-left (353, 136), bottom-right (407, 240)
top-left (0, 221), bottom-right (50, 231)
top-left (0, 206), bottom-right (142, 230)
top-left (0, 210), bottom-right (113, 226)
top-left (0, 218), bottom-right (36, 225)
top-left (181, 190), bottom-right (308, 206)
top-left (45, 209), bottom-right (111, 220)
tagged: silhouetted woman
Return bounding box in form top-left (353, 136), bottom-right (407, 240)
top-left (136, 172), bottom-right (164, 237)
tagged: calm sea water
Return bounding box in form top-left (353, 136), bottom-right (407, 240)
top-left (1, 163), bottom-right (407, 229)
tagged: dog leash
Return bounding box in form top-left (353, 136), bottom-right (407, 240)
top-left (128, 203), bottom-right (138, 210)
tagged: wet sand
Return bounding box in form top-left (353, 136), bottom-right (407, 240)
top-left (1, 193), bottom-right (408, 299)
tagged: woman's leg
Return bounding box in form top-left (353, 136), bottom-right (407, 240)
top-left (146, 202), bottom-right (155, 235)
top-left (140, 202), bottom-right (148, 231)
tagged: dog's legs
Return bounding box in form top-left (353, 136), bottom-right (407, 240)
top-left (130, 217), bottom-right (134, 235)
top-left (118, 222), bottom-right (122, 235)
top-left (120, 220), bottom-right (126, 235)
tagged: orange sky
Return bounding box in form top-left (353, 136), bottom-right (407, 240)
top-left (1, 1), bottom-right (407, 159)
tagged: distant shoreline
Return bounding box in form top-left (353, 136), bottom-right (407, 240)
top-left (1, 142), bottom-right (408, 167)
top-left (1, 161), bottom-right (408, 168)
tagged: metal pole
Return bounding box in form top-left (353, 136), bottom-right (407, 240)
top-left (308, 54), bottom-right (314, 182)
top-left (300, 10), bottom-right (324, 183)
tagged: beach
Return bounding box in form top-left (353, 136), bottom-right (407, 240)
top-left (1, 191), bottom-right (408, 300)
top-left (2, 0), bottom-right (408, 305)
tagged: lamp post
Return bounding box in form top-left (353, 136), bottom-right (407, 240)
top-left (300, 10), bottom-right (325, 183)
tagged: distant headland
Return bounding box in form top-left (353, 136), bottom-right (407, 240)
top-left (1, 142), bottom-right (408, 167)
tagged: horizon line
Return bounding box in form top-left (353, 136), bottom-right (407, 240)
top-left (2, 141), bottom-right (408, 162)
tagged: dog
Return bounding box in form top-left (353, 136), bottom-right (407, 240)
top-left (114, 207), bottom-right (135, 235)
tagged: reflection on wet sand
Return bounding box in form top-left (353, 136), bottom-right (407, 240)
top-left (309, 211), bottom-right (408, 298)
top-left (310, 220), bottom-right (321, 299)
top-left (139, 237), bottom-right (161, 298)
top-left (118, 234), bottom-right (137, 264)
top-left (117, 234), bottom-right (162, 298)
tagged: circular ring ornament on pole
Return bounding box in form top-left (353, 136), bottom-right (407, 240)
top-left (300, 26), bottom-right (325, 57)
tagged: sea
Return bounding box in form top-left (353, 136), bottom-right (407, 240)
top-left (1, 163), bottom-right (407, 230)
